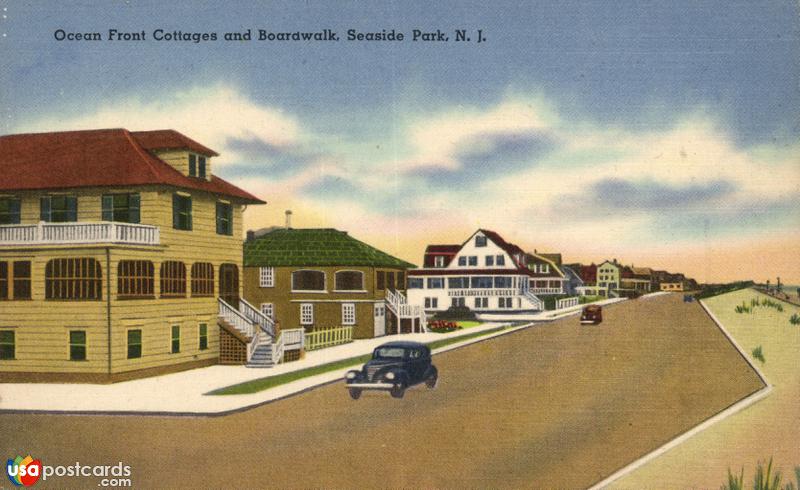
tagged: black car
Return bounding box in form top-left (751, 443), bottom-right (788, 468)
top-left (345, 341), bottom-right (438, 399)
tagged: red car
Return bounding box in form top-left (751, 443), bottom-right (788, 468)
top-left (580, 305), bottom-right (603, 325)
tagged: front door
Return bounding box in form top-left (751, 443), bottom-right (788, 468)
top-left (373, 303), bottom-right (386, 337)
top-left (219, 263), bottom-right (239, 308)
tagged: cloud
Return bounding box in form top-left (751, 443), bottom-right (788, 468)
top-left (576, 178), bottom-right (737, 211)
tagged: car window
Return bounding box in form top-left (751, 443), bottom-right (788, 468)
top-left (375, 347), bottom-right (406, 359)
top-left (410, 349), bottom-right (421, 359)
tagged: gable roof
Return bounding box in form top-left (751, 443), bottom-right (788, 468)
top-left (425, 244), bottom-right (461, 254)
top-left (476, 229), bottom-right (526, 260)
top-left (0, 128), bottom-right (263, 203)
top-left (244, 228), bottom-right (416, 268)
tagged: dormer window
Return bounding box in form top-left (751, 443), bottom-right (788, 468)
top-left (188, 154), bottom-right (208, 179)
top-left (475, 235), bottom-right (487, 247)
top-left (434, 256), bottom-right (445, 268)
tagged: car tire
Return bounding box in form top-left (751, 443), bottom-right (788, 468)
top-left (425, 375), bottom-right (438, 389)
top-left (348, 388), bottom-right (362, 400)
top-left (390, 384), bottom-right (405, 399)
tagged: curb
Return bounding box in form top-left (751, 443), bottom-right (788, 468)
top-left (587, 298), bottom-right (772, 490)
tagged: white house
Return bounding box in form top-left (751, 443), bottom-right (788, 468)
top-left (407, 229), bottom-right (545, 314)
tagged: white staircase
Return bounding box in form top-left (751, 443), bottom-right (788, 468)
top-left (385, 289), bottom-right (427, 332)
top-left (523, 290), bottom-right (545, 311)
top-left (218, 298), bottom-right (283, 367)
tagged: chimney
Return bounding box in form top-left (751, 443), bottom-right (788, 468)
top-left (246, 230), bottom-right (255, 241)
top-left (285, 210), bottom-right (293, 229)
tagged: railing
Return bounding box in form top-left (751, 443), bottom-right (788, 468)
top-left (247, 328), bottom-right (262, 361)
top-left (218, 298), bottom-right (256, 338)
top-left (271, 331), bottom-right (284, 364)
top-left (530, 287), bottom-right (563, 295)
top-left (305, 326), bottom-right (353, 351)
top-left (524, 291), bottom-right (545, 310)
top-left (239, 298), bottom-right (276, 338)
top-left (447, 288), bottom-right (520, 297)
top-left (0, 221), bottom-right (160, 246)
top-left (556, 297), bottom-right (580, 309)
top-left (282, 328), bottom-right (305, 350)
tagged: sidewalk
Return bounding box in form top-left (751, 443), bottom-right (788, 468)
top-left (478, 296), bottom-right (627, 322)
top-left (0, 321), bottom-right (520, 416)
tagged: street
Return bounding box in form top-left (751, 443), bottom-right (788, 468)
top-left (1, 294), bottom-right (764, 489)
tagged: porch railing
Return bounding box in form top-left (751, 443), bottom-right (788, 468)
top-left (239, 298), bottom-right (276, 339)
top-left (218, 298), bottom-right (256, 338)
top-left (447, 288), bottom-right (520, 297)
top-left (281, 328), bottom-right (305, 350)
top-left (556, 297), bottom-right (580, 309)
top-left (0, 221), bottom-right (160, 246)
top-left (305, 326), bottom-right (353, 351)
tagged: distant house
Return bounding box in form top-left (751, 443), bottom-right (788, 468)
top-left (242, 228), bottom-right (423, 364)
top-left (525, 253), bottom-right (567, 295)
top-left (597, 260), bottom-right (622, 296)
top-left (560, 265), bottom-right (584, 296)
top-left (407, 229), bottom-right (545, 314)
top-left (620, 266), bottom-right (652, 296)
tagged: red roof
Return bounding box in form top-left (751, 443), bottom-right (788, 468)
top-left (409, 268), bottom-right (533, 277)
top-left (478, 229), bottom-right (526, 262)
top-left (0, 128), bottom-right (264, 203)
top-left (426, 244), bottom-right (460, 254)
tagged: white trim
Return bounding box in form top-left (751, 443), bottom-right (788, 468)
top-left (299, 303), bottom-right (314, 325)
top-left (334, 269), bottom-right (365, 291)
top-left (290, 299), bottom-right (378, 303)
top-left (341, 303), bottom-right (356, 325)
top-left (258, 266), bottom-right (274, 288)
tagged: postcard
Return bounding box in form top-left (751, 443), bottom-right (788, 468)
top-left (0, 1), bottom-right (798, 489)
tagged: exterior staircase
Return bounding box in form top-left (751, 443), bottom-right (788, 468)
top-left (218, 297), bottom-right (282, 367)
top-left (385, 289), bottom-right (427, 332)
top-left (523, 290), bottom-right (545, 311)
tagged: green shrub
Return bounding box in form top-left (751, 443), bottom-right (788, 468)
top-left (791, 314), bottom-right (800, 326)
top-left (752, 345), bottom-right (765, 364)
top-left (722, 459), bottom-right (798, 490)
top-left (722, 467), bottom-right (744, 490)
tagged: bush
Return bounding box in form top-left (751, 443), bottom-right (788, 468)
top-left (790, 314), bottom-right (800, 326)
top-left (695, 280), bottom-right (754, 299)
top-left (431, 306), bottom-right (477, 321)
top-left (722, 459), bottom-right (799, 490)
top-left (752, 345), bottom-right (765, 364)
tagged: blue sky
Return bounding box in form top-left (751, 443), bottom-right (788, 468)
top-left (2, 0), bottom-right (798, 280)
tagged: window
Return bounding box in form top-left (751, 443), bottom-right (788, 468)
top-left (160, 261), bottom-right (187, 297)
top-left (45, 258), bottom-right (102, 300)
top-left (542, 264), bottom-right (550, 274)
top-left (172, 194), bottom-right (192, 230)
top-left (494, 276), bottom-right (512, 288)
top-left (292, 270), bottom-right (325, 291)
top-left (260, 303), bottom-right (274, 320)
top-left (199, 323), bottom-right (208, 350)
top-left (470, 276), bottom-right (493, 289)
top-left (12, 261), bottom-right (31, 300)
top-left (0, 197), bottom-right (21, 224)
top-left (397, 272), bottom-right (405, 290)
top-left (102, 193), bottom-right (140, 223)
top-left (342, 303), bottom-right (356, 325)
top-left (40, 195), bottom-right (77, 222)
top-left (496, 255), bottom-right (505, 266)
top-left (189, 154), bottom-right (197, 177)
top-left (424, 297), bottom-right (438, 308)
top-left (499, 297), bottom-right (513, 308)
top-left (451, 297), bottom-right (465, 307)
top-left (549, 280), bottom-right (561, 289)
top-left (171, 325), bottom-right (181, 354)
top-left (376, 271), bottom-right (386, 290)
top-left (300, 303), bottom-right (314, 325)
top-left (386, 272), bottom-right (396, 291)
top-left (486, 255), bottom-right (494, 266)
top-left (0, 330), bottom-right (14, 359)
top-left (474, 297), bottom-right (488, 308)
top-left (117, 260), bottom-right (154, 298)
top-left (259, 267), bottom-right (274, 287)
top-left (191, 262), bottom-right (214, 296)
top-left (0, 262), bottom-right (6, 300)
top-left (407, 278), bottom-right (424, 289)
top-left (335, 271), bottom-right (364, 291)
top-left (475, 235), bottom-right (487, 247)
top-left (427, 277), bottom-right (444, 289)
top-left (434, 256), bottom-right (445, 267)
top-left (198, 156), bottom-right (207, 179)
top-left (458, 256), bottom-right (467, 266)
top-left (448, 277), bottom-right (469, 289)
top-left (127, 329), bottom-right (142, 359)
top-left (216, 202), bottom-right (233, 235)
top-left (468, 256), bottom-right (478, 266)
top-left (69, 330), bottom-right (86, 361)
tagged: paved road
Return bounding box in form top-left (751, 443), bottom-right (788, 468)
top-left (1, 294), bottom-right (764, 489)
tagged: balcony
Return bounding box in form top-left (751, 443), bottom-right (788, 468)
top-left (447, 288), bottom-right (520, 297)
top-left (0, 222), bottom-right (160, 247)
top-left (530, 287), bottom-right (563, 294)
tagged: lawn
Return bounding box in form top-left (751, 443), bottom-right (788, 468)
top-left (610, 288), bottom-right (800, 489)
top-left (210, 325), bottom-right (508, 395)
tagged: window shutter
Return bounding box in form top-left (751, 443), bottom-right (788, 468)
top-left (215, 203), bottom-right (223, 235)
top-left (226, 204), bottom-right (232, 235)
top-left (130, 194), bottom-right (140, 223)
top-left (66, 196), bottom-right (78, 221)
top-left (172, 194), bottom-right (179, 228)
top-left (40, 196), bottom-right (51, 222)
top-left (102, 195), bottom-right (113, 221)
top-left (189, 154), bottom-right (196, 177)
top-left (9, 199), bottom-right (21, 224)
top-left (186, 197), bottom-right (192, 230)
top-left (199, 156), bottom-right (207, 179)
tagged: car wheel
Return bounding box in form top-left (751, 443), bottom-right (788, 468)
top-left (390, 384), bottom-right (405, 399)
top-left (348, 388), bottom-right (362, 400)
top-left (425, 375), bottom-right (438, 389)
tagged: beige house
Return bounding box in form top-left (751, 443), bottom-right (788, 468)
top-left (0, 129), bottom-right (264, 382)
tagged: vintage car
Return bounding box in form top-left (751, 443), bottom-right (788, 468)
top-left (580, 305), bottom-right (603, 325)
top-left (345, 341), bottom-right (438, 399)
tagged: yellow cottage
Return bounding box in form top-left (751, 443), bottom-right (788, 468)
top-left (0, 129), bottom-right (265, 382)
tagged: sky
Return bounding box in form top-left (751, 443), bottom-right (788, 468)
top-left (1, 1), bottom-right (798, 283)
